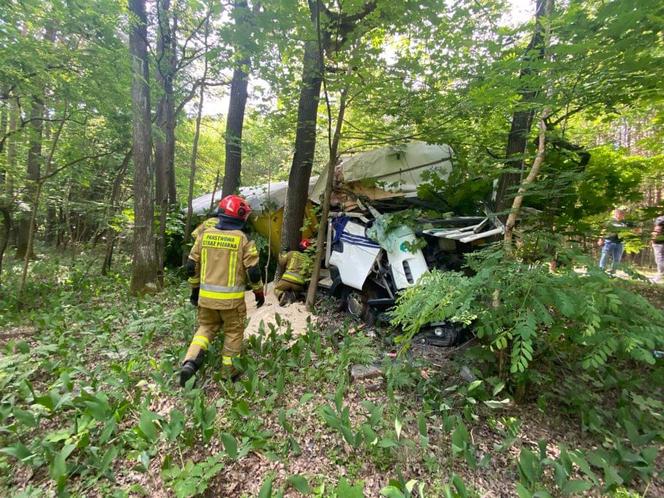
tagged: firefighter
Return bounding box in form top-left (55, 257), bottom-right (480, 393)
top-left (274, 239), bottom-right (312, 306)
top-left (180, 195), bottom-right (264, 387)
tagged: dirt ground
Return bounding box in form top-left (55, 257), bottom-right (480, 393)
top-left (244, 283), bottom-right (315, 338)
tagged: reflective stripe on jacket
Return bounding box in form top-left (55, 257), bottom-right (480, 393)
top-left (189, 227), bottom-right (261, 310)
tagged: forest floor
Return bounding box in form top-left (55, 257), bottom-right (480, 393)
top-left (0, 252), bottom-right (662, 497)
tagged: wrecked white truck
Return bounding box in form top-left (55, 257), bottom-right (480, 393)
top-left (310, 142), bottom-right (503, 344)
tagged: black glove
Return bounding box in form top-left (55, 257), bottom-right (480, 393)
top-left (254, 289), bottom-right (265, 308)
top-left (190, 287), bottom-right (200, 306)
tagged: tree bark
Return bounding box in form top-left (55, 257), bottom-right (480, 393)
top-left (154, 0), bottom-right (178, 282)
top-left (183, 14), bottom-right (211, 264)
top-left (222, 1), bottom-right (253, 197)
top-left (222, 64), bottom-right (250, 197)
top-left (129, 0), bottom-right (159, 294)
top-left (494, 0), bottom-right (549, 214)
top-left (305, 87), bottom-right (347, 310)
top-left (281, 36), bottom-right (323, 251)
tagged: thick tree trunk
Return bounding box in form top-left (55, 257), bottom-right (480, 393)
top-left (222, 1), bottom-right (252, 197)
top-left (494, 0), bottom-right (548, 214)
top-left (281, 38), bottom-right (323, 251)
top-left (222, 64), bottom-right (250, 197)
top-left (129, 0), bottom-right (159, 294)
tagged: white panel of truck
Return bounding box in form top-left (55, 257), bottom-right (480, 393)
top-left (329, 220), bottom-right (381, 291)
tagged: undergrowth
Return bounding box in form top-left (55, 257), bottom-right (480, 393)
top-left (0, 252), bottom-right (662, 497)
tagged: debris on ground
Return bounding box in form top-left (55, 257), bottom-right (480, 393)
top-left (244, 282), bottom-right (314, 337)
top-left (350, 364), bottom-right (383, 382)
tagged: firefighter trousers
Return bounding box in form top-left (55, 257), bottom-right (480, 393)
top-left (184, 303), bottom-right (247, 367)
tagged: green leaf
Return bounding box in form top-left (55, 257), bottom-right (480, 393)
top-left (258, 474), bottom-right (274, 498)
top-left (380, 486), bottom-right (406, 498)
top-left (299, 392), bottom-right (314, 405)
top-left (0, 443), bottom-right (33, 462)
top-left (378, 438), bottom-right (398, 448)
top-left (234, 400), bottom-right (251, 418)
top-left (138, 410), bottom-right (159, 442)
top-left (562, 480), bottom-right (593, 495)
top-left (50, 443), bottom-right (76, 483)
top-left (451, 422), bottom-right (469, 454)
top-left (516, 483), bottom-right (532, 498)
top-left (287, 475), bottom-right (311, 494)
top-left (467, 380), bottom-right (483, 392)
top-left (334, 478), bottom-right (364, 498)
top-left (13, 408), bottom-right (38, 428)
top-left (221, 432), bottom-right (238, 460)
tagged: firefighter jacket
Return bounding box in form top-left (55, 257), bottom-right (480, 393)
top-left (189, 227), bottom-right (262, 310)
top-left (278, 251), bottom-right (311, 286)
top-left (188, 218), bottom-right (219, 288)
top-left (192, 217), bottom-right (219, 240)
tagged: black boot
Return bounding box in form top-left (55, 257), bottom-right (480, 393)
top-left (179, 360), bottom-right (198, 387)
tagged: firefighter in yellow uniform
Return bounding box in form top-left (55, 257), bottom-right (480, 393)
top-left (181, 195), bottom-right (264, 387)
top-left (274, 239), bottom-right (313, 306)
top-left (187, 215), bottom-right (220, 306)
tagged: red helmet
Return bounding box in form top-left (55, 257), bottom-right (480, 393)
top-left (218, 195), bottom-right (252, 221)
top-left (299, 239), bottom-right (313, 251)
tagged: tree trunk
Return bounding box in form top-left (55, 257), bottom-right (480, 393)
top-left (222, 64), bottom-right (250, 197)
top-left (305, 88), bottom-right (347, 310)
top-left (16, 96), bottom-right (44, 259)
top-left (0, 206), bottom-right (10, 285)
top-left (102, 149), bottom-right (132, 275)
top-left (5, 97), bottom-right (18, 198)
top-left (494, 0), bottom-right (548, 214)
top-left (45, 206), bottom-right (57, 244)
top-left (129, 0), bottom-right (159, 294)
top-left (209, 168), bottom-right (222, 212)
top-left (183, 15), bottom-right (211, 264)
top-left (281, 36), bottom-right (323, 251)
top-left (154, 0), bottom-right (177, 283)
top-left (222, 1), bottom-right (253, 197)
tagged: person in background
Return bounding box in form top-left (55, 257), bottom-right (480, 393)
top-left (274, 239), bottom-right (313, 306)
top-left (652, 215), bottom-right (664, 284)
top-left (598, 207), bottom-right (633, 272)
